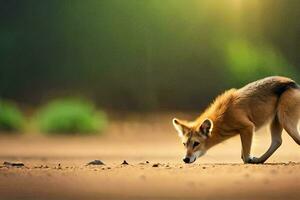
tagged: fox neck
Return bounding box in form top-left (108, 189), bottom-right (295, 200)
top-left (205, 129), bottom-right (233, 150)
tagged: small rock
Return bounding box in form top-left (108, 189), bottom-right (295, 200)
top-left (152, 163), bottom-right (160, 167)
top-left (139, 161), bottom-right (150, 165)
top-left (57, 163), bottom-right (62, 170)
top-left (87, 160), bottom-right (105, 166)
top-left (3, 161), bottom-right (24, 167)
top-left (122, 160), bottom-right (129, 165)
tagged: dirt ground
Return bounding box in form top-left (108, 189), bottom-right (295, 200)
top-left (1, 113), bottom-right (300, 200)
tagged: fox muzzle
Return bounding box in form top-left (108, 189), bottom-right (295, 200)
top-left (183, 150), bottom-right (205, 164)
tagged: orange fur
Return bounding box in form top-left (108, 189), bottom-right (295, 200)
top-left (193, 89), bottom-right (237, 128)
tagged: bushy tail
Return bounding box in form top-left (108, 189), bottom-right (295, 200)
top-left (278, 87), bottom-right (300, 145)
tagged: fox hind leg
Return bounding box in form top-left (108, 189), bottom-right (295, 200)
top-left (250, 88), bottom-right (300, 164)
top-left (278, 88), bottom-right (300, 145)
top-left (248, 116), bottom-right (283, 164)
top-left (280, 112), bottom-right (300, 145)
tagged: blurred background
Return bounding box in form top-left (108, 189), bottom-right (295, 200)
top-left (0, 0), bottom-right (300, 135)
top-left (2, 2), bottom-right (300, 199)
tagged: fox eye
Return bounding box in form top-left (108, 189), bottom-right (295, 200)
top-left (183, 142), bottom-right (186, 146)
top-left (193, 141), bottom-right (200, 148)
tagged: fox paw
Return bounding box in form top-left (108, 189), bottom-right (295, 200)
top-left (247, 157), bottom-right (263, 164)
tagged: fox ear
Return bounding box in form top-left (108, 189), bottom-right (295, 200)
top-left (172, 118), bottom-right (190, 137)
top-left (199, 119), bottom-right (213, 138)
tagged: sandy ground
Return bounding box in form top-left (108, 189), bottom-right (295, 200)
top-left (1, 113), bottom-right (300, 200)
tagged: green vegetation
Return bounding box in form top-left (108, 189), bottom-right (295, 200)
top-left (36, 99), bottom-right (107, 134)
top-left (225, 39), bottom-right (297, 85)
top-left (0, 100), bottom-right (25, 132)
top-left (1, 1), bottom-right (300, 110)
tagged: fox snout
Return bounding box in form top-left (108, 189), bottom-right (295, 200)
top-left (183, 151), bottom-right (205, 164)
top-left (183, 156), bottom-right (195, 164)
top-left (183, 157), bottom-right (191, 163)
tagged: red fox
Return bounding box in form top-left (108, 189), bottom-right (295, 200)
top-left (173, 76), bottom-right (300, 164)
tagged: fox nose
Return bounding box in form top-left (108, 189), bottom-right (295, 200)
top-left (183, 157), bottom-right (190, 163)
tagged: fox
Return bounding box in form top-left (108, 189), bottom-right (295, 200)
top-left (172, 76), bottom-right (300, 164)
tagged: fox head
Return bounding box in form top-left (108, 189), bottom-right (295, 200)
top-left (172, 118), bottom-right (213, 164)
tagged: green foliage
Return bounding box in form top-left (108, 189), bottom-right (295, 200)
top-left (225, 39), bottom-right (297, 85)
top-left (36, 99), bottom-right (107, 134)
top-left (1, 1), bottom-right (300, 110)
top-left (0, 100), bottom-right (24, 132)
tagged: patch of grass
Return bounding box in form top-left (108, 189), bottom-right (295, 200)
top-left (36, 99), bottom-right (107, 134)
top-left (0, 100), bottom-right (25, 132)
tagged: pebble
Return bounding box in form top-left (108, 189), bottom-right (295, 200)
top-left (122, 160), bottom-right (129, 165)
top-left (87, 160), bottom-right (105, 166)
top-left (3, 161), bottom-right (24, 167)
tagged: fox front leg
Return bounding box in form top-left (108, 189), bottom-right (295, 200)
top-left (239, 126), bottom-right (255, 164)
